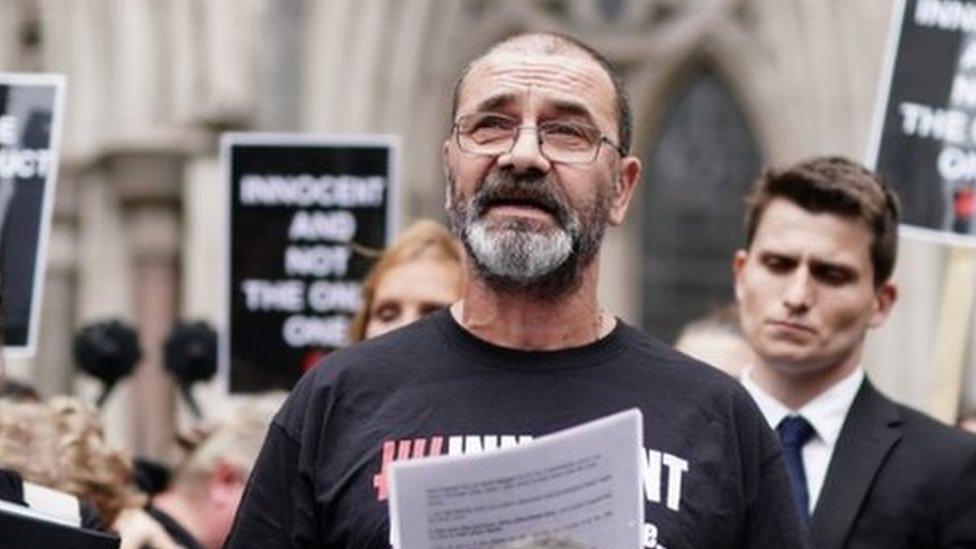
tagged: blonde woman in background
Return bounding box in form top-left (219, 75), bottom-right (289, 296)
top-left (0, 293), bottom-right (162, 546)
top-left (0, 395), bottom-right (144, 530)
top-left (0, 394), bottom-right (183, 549)
top-left (0, 396), bottom-right (191, 547)
top-left (349, 219), bottom-right (464, 342)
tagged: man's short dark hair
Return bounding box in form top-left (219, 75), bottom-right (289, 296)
top-left (744, 156), bottom-right (901, 287)
top-left (451, 32), bottom-right (633, 154)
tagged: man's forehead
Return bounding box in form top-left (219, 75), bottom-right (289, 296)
top-left (458, 49), bottom-right (616, 119)
top-left (752, 200), bottom-right (874, 263)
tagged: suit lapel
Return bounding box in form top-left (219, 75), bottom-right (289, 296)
top-left (810, 380), bottom-right (901, 549)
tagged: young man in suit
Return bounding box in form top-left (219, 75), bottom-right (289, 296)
top-left (733, 156), bottom-right (976, 549)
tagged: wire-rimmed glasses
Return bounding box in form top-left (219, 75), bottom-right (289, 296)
top-left (453, 113), bottom-right (625, 164)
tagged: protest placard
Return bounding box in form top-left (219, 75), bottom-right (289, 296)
top-left (222, 133), bottom-right (398, 393)
top-left (0, 73), bottom-right (65, 356)
top-left (868, 0), bottom-right (976, 245)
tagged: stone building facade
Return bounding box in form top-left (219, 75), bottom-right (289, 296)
top-left (1, 0), bottom-right (973, 459)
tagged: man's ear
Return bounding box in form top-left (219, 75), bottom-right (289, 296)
top-left (732, 249), bottom-right (748, 302)
top-left (442, 139), bottom-right (453, 211)
top-left (209, 460), bottom-right (246, 505)
top-left (608, 156), bottom-right (641, 226)
top-left (869, 280), bottom-right (898, 329)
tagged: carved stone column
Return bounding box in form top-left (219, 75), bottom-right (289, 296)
top-left (103, 145), bottom-right (184, 460)
top-left (31, 165), bottom-right (81, 396)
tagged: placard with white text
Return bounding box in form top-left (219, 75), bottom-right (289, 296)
top-left (0, 73), bottom-right (65, 356)
top-left (223, 133), bottom-right (398, 393)
top-left (868, 0), bottom-right (976, 245)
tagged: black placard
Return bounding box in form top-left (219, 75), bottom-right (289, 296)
top-left (0, 73), bottom-right (64, 355)
top-left (868, 0), bottom-right (976, 244)
top-left (223, 134), bottom-right (397, 393)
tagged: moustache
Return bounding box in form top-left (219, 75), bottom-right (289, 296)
top-left (471, 172), bottom-right (573, 227)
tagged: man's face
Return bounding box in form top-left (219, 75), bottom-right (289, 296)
top-left (444, 47), bottom-right (639, 294)
top-left (733, 198), bottom-right (896, 377)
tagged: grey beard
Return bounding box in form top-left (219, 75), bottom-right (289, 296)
top-left (465, 217), bottom-right (575, 284)
top-left (446, 170), bottom-right (610, 299)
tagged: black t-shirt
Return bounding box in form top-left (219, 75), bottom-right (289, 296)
top-left (226, 311), bottom-right (810, 549)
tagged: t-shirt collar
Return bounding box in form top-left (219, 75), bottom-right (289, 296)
top-left (438, 308), bottom-right (628, 371)
top-left (741, 366), bottom-right (864, 446)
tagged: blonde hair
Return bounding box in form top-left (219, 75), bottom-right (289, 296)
top-left (348, 219), bottom-right (463, 342)
top-left (0, 396), bottom-right (144, 524)
top-left (172, 392), bottom-right (285, 493)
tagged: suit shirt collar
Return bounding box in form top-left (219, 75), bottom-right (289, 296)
top-left (741, 366), bottom-right (864, 446)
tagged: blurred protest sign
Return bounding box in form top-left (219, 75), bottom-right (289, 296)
top-left (222, 133), bottom-right (398, 393)
top-left (868, 0), bottom-right (976, 244)
top-left (867, 0), bottom-right (976, 422)
top-left (0, 73), bottom-right (65, 357)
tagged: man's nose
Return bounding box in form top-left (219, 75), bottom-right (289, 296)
top-left (782, 270), bottom-right (814, 314)
top-left (497, 127), bottom-right (551, 174)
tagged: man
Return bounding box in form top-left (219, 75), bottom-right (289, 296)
top-left (227, 32), bottom-right (808, 548)
top-left (674, 303), bottom-right (755, 379)
top-left (733, 156), bottom-right (976, 549)
top-left (146, 394), bottom-right (283, 548)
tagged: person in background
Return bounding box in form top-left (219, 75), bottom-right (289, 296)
top-left (674, 303), bottom-right (755, 379)
top-left (144, 393), bottom-right (285, 549)
top-left (0, 283), bottom-right (134, 547)
top-left (348, 218), bottom-right (464, 341)
top-left (0, 395), bottom-right (142, 530)
top-left (734, 156), bottom-right (976, 548)
top-left (0, 397), bottom-right (182, 548)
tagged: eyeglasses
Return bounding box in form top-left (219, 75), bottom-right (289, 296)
top-left (453, 113), bottom-right (625, 164)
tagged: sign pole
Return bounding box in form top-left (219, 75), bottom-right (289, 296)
top-left (929, 246), bottom-right (976, 422)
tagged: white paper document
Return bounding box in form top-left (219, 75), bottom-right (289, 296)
top-left (388, 409), bottom-right (644, 549)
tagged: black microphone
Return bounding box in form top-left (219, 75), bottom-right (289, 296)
top-left (72, 319), bottom-right (142, 407)
top-left (163, 321), bottom-right (218, 418)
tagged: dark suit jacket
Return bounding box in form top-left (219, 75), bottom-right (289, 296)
top-left (811, 380), bottom-right (976, 549)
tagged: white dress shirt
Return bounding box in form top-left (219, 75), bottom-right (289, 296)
top-left (741, 367), bottom-right (864, 514)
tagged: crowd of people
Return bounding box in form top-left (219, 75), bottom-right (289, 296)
top-left (1, 31), bottom-right (976, 549)
top-left (0, 376), bottom-right (285, 548)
